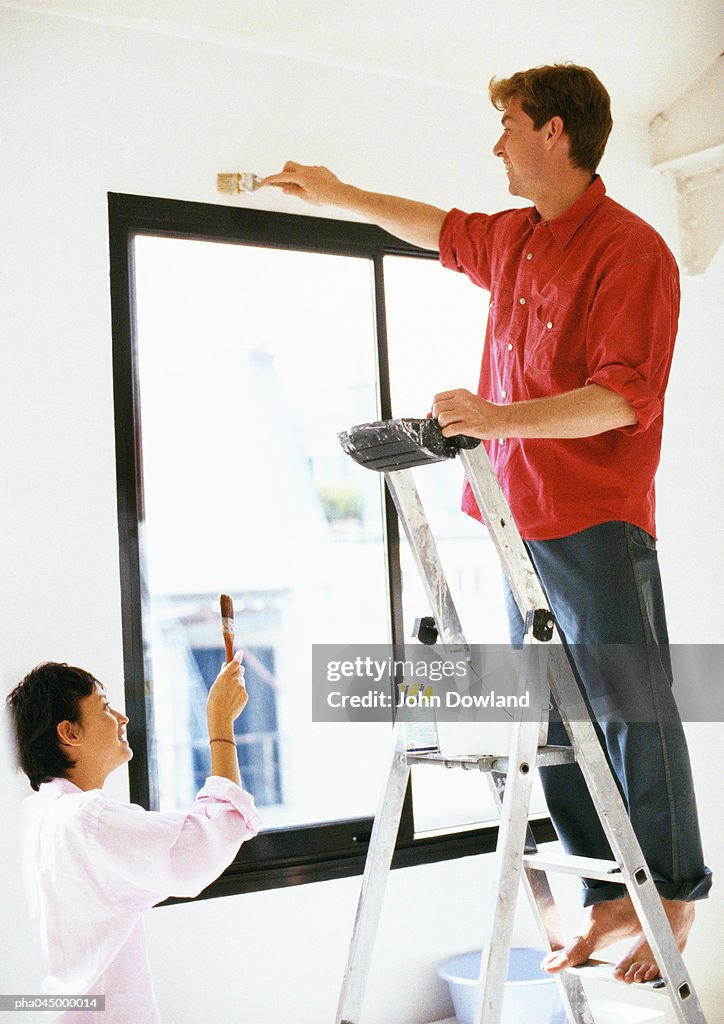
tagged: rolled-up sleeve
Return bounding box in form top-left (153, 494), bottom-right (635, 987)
top-left (585, 251), bottom-right (679, 434)
top-left (438, 208), bottom-right (496, 291)
top-left (85, 777), bottom-right (263, 910)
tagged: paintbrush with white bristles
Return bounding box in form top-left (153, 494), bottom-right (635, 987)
top-left (217, 171), bottom-right (264, 195)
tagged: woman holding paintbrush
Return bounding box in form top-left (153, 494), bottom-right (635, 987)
top-left (6, 596), bottom-right (260, 1023)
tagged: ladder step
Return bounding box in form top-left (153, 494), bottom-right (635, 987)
top-left (566, 959), bottom-right (666, 990)
top-left (523, 850), bottom-right (624, 882)
top-left (402, 745), bottom-right (576, 772)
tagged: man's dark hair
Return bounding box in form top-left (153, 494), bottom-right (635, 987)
top-left (6, 663), bottom-right (98, 790)
top-left (489, 63), bottom-right (613, 174)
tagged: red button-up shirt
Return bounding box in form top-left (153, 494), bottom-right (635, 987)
top-left (438, 176), bottom-right (680, 540)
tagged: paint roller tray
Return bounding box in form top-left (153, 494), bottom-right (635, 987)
top-left (338, 418), bottom-right (479, 473)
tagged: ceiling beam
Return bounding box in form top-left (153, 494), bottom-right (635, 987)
top-left (650, 54), bottom-right (724, 275)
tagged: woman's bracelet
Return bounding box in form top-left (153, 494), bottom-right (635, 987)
top-left (209, 737), bottom-right (236, 745)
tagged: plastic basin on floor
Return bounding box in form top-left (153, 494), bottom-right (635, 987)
top-left (437, 947), bottom-right (565, 1024)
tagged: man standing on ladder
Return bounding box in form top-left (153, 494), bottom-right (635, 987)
top-left (262, 62), bottom-right (711, 984)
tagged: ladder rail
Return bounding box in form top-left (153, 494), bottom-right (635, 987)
top-left (486, 770), bottom-right (598, 1024)
top-left (474, 709), bottom-right (547, 1024)
top-left (457, 446), bottom-right (545, 620)
top-left (336, 725), bottom-right (410, 1024)
top-left (384, 469), bottom-right (468, 649)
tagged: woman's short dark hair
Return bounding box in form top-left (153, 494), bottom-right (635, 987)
top-left (489, 63), bottom-right (613, 174)
top-left (6, 663), bottom-right (98, 790)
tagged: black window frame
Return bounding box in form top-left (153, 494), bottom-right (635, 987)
top-left (108, 192), bottom-right (554, 903)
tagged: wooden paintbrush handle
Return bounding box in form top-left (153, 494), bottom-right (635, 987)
top-left (223, 633), bottom-right (234, 662)
top-left (220, 593), bottom-right (235, 663)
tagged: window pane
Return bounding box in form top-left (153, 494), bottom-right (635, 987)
top-left (133, 236), bottom-right (393, 827)
top-left (384, 255), bottom-right (546, 833)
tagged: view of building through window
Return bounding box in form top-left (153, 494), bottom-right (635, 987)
top-left (133, 234), bottom-right (545, 837)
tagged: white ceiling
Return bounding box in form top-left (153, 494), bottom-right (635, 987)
top-left (3, 0), bottom-right (723, 121)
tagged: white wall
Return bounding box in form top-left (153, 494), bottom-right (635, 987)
top-left (1, 9), bottom-right (722, 1024)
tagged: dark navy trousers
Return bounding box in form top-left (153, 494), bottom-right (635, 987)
top-left (503, 520), bottom-right (712, 906)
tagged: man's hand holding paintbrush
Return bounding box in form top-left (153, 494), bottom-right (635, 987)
top-left (205, 594), bottom-right (247, 787)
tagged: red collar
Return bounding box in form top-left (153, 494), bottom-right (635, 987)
top-left (526, 176), bottom-right (607, 249)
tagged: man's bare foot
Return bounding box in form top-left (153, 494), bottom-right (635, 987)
top-left (541, 896), bottom-right (641, 973)
top-left (612, 899), bottom-right (695, 984)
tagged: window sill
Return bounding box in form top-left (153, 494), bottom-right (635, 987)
top-left (158, 816), bottom-right (556, 904)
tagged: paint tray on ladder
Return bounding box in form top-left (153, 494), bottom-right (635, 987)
top-left (338, 417), bottom-right (480, 472)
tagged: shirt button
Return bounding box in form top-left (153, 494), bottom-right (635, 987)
top-left (546, 321), bottom-right (553, 329)
top-left (499, 437), bottom-right (506, 445)
top-left (519, 297), bottom-right (526, 305)
top-left (507, 343), bottom-right (513, 351)
top-left (501, 388), bottom-right (507, 398)
top-left (489, 300), bottom-right (495, 309)
top-left (526, 253), bottom-right (533, 260)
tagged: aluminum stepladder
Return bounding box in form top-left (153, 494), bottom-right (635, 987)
top-left (334, 418), bottom-right (706, 1024)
